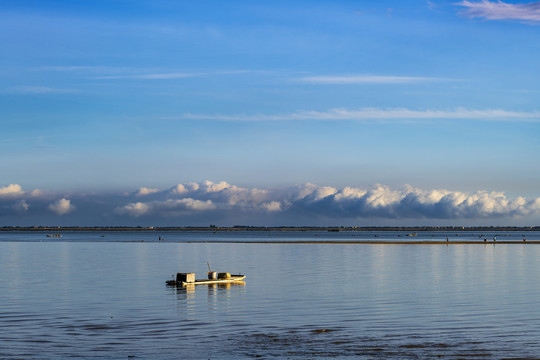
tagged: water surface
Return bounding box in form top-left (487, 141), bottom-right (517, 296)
top-left (1, 231), bottom-right (540, 359)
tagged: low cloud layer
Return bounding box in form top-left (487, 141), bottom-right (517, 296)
top-left (458, 1), bottom-right (540, 22)
top-left (1, 181), bottom-right (539, 226)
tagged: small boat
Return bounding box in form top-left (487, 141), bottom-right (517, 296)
top-left (166, 272), bottom-right (245, 286)
top-left (407, 233), bottom-right (417, 237)
top-left (46, 234), bottom-right (62, 237)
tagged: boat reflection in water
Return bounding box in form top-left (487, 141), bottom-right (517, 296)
top-left (169, 278), bottom-right (246, 316)
top-left (167, 274), bottom-right (245, 302)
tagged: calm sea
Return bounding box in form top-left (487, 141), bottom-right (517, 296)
top-left (2, 231), bottom-right (540, 359)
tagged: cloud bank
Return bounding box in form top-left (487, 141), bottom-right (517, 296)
top-left (1, 181), bottom-right (539, 226)
top-left (457, 1), bottom-right (540, 22)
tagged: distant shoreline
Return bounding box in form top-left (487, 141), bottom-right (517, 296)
top-left (184, 240), bottom-right (540, 245)
top-left (1, 226), bottom-right (539, 232)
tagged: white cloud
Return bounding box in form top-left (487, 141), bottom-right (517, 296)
top-left (334, 187), bottom-right (367, 201)
top-left (363, 185), bottom-right (402, 208)
top-left (180, 107), bottom-right (540, 122)
top-left (115, 198), bottom-right (216, 217)
top-left (49, 198), bottom-right (75, 215)
top-left (457, 0), bottom-right (540, 22)
top-left (166, 198), bottom-right (216, 211)
top-left (199, 180), bottom-right (232, 193)
top-left (136, 187), bottom-right (159, 196)
top-left (171, 184), bottom-right (188, 194)
top-left (116, 202), bottom-right (150, 217)
top-left (0, 184), bottom-right (24, 197)
top-left (170, 181), bottom-right (269, 206)
top-left (170, 182), bottom-right (200, 194)
top-left (292, 183), bottom-right (322, 200)
top-left (116, 181), bottom-right (279, 218)
top-left (298, 75), bottom-right (445, 84)
top-left (285, 183), bottom-right (540, 219)
top-left (303, 185), bottom-right (338, 202)
top-left (29, 189), bottom-right (44, 197)
top-left (262, 201), bottom-right (282, 212)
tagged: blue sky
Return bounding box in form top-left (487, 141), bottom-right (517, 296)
top-left (1, 0), bottom-right (540, 226)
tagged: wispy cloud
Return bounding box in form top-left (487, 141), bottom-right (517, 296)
top-left (298, 75), bottom-right (447, 84)
top-left (94, 72), bottom-right (201, 80)
top-left (9, 86), bottom-right (80, 94)
top-left (33, 66), bottom-right (271, 81)
top-left (13, 200), bottom-right (29, 213)
top-left (179, 108), bottom-right (540, 122)
top-left (33, 65), bottom-right (203, 81)
top-left (457, 0), bottom-right (540, 22)
top-left (38, 66), bottom-right (120, 72)
top-left (92, 69), bottom-right (266, 80)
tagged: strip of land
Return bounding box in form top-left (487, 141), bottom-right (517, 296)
top-left (1, 226), bottom-right (539, 232)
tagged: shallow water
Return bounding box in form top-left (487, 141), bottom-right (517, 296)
top-left (2, 229), bottom-right (539, 243)
top-left (2, 231), bottom-right (540, 359)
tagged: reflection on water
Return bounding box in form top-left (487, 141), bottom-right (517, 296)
top-left (2, 234), bottom-right (540, 359)
top-left (168, 281), bottom-right (245, 301)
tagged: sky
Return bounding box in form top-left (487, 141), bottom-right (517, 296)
top-left (1, 0), bottom-right (540, 226)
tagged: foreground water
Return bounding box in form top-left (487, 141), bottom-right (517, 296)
top-left (2, 231), bottom-right (540, 359)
